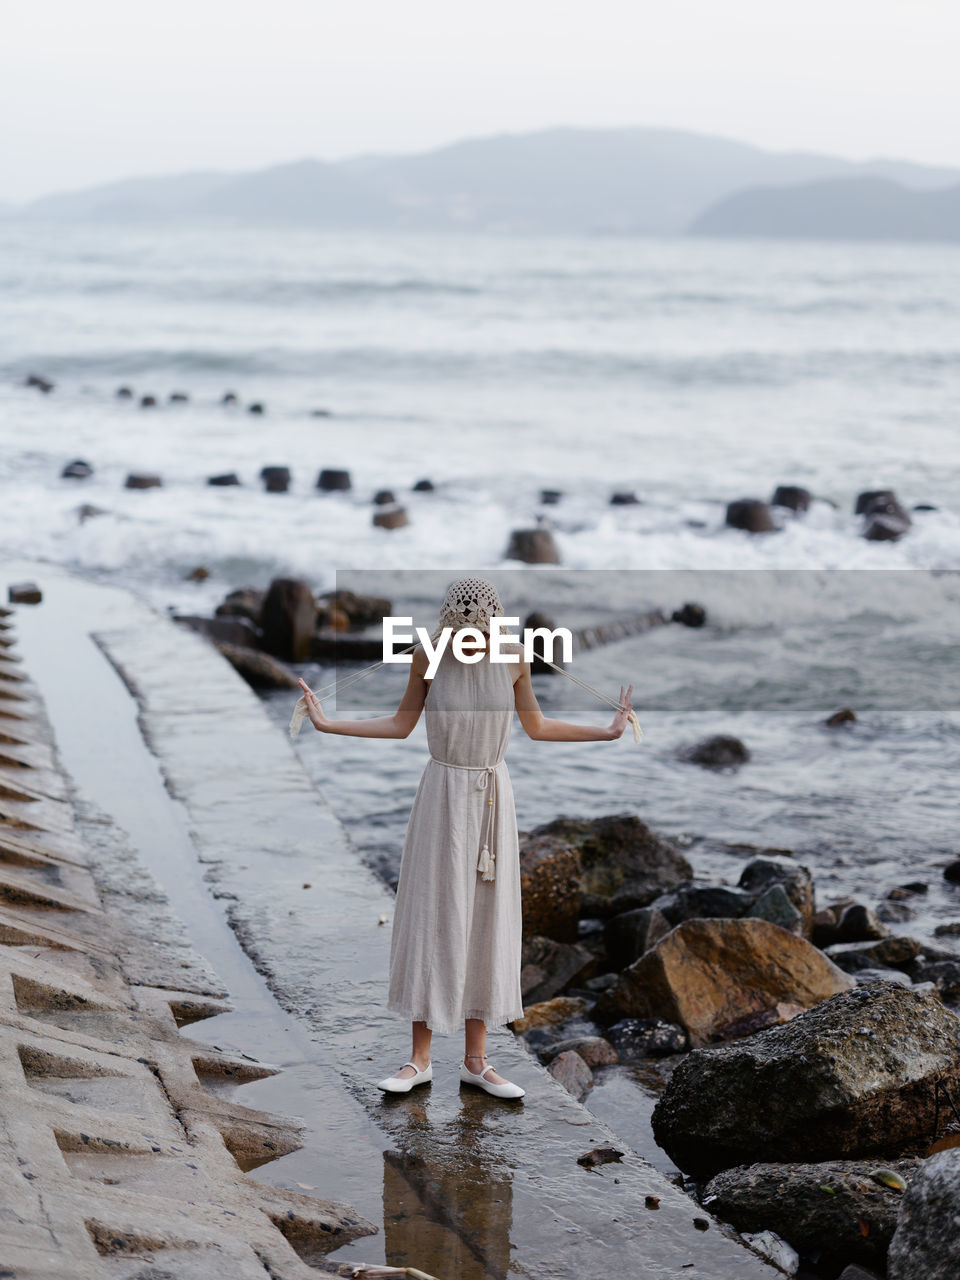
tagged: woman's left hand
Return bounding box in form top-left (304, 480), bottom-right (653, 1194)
top-left (608, 683), bottom-right (634, 739)
top-left (298, 678), bottom-right (329, 731)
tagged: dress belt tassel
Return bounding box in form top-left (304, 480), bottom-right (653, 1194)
top-left (430, 757), bottom-right (502, 882)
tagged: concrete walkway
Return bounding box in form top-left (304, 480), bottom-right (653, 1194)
top-left (9, 562), bottom-right (778, 1280)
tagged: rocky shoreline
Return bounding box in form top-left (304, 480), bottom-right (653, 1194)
top-left (507, 811), bottom-right (960, 1278)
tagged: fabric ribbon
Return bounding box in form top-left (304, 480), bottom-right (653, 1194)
top-left (430, 758), bottom-right (500, 881)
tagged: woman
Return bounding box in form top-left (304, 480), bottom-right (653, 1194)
top-left (297, 578), bottom-right (634, 1101)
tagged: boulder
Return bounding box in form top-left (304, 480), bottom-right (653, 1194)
top-left (221, 391), bottom-right (238, 405)
top-left (826, 707), bottom-right (857, 727)
top-left (888, 881), bottom-right (928, 899)
top-left (607, 1018), bottom-right (687, 1060)
top-left (826, 936), bottom-right (922, 974)
top-left (610, 491), bottom-right (639, 505)
top-left (749, 884), bottom-right (803, 934)
top-left (683, 734), bottom-right (750, 769)
top-left (207, 472), bottom-right (241, 486)
top-left (519, 834), bottom-right (581, 942)
top-left (887, 1149), bottom-right (960, 1280)
top-left (739, 857), bottom-right (815, 936)
top-left (652, 883), bottom-right (753, 927)
top-left (260, 465), bottom-right (291, 493)
top-left (247, 402), bottom-right (265, 414)
top-left (504, 528), bottom-right (560, 564)
top-left (317, 590), bottom-right (391, 629)
top-left (934, 922), bottom-right (960, 937)
top-left (853, 970), bottom-right (912, 989)
top-left (862, 494), bottom-right (911, 542)
top-left (944, 860), bottom-right (960, 885)
top-left (169, 391), bottom-right (189, 403)
top-left (372, 506), bottom-right (410, 530)
top-left (532, 815), bottom-right (692, 918)
top-left (855, 489), bottom-right (898, 515)
top-left (372, 489), bottom-right (395, 505)
top-left (316, 468), bottom-right (352, 491)
top-left (726, 499), bottom-right (776, 533)
top-left (540, 489), bottom-right (562, 505)
top-left (124, 473), bottom-right (162, 489)
top-left (412, 478), bottom-right (434, 492)
top-left (598, 918), bottom-right (852, 1047)
top-left (911, 960), bottom-right (960, 1001)
top-left (671, 602), bottom-right (706, 627)
top-left (61, 459), bottom-right (93, 479)
top-left (705, 1158), bottom-right (920, 1268)
top-left (215, 642), bottom-right (299, 690)
top-left (875, 901), bottom-right (915, 924)
top-left (520, 935), bottom-right (593, 1004)
top-left (215, 587), bottom-right (265, 625)
top-left (511, 996), bottom-right (589, 1032)
top-left (540, 1036), bottom-right (618, 1068)
top-left (771, 485), bottom-right (812, 512)
top-left (548, 1050), bottom-right (593, 1100)
top-left (7, 582), bottom-right (42, 605)
top-left (116, 385), bottom-right (134, 399)
top-left (652, 985), bottom-right (960, 1177)
top-left (603, 906), bottom-right (672, 970)
top-left (260, 577), bottom-right (317, 662)
top-left (139, 394), bottom-right (157, 408)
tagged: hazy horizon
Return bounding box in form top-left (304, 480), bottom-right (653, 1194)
top-left (4, 0), bottom-right (960, 203)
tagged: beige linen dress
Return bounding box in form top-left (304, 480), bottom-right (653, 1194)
top-left (387, 644), bottom-right (524, 1034)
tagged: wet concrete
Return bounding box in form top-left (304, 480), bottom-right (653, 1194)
top-left (8, 560), bottom-right (778, 1279)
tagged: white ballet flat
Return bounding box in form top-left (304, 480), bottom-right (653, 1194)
top-left (459, 1060), bottom-right (525, 1099)
top-left (377, 1061), bottom-right (433, 1093)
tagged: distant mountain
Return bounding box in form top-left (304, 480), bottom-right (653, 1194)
top-left (8, 127), bottom-right (960, 236)
top-left (690, 176), bottom-right (960, 241)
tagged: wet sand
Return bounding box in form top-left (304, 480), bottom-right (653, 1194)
top-left (6, 559), bottom-right (778, 1278)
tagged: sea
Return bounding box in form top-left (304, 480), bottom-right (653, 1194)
top-left (2, 221), bottom-right (959, 936)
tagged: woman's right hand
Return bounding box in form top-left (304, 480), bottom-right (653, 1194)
top-left (608, 683), bottom-right (634, 739)
top-left (298, 679), bottom-right (329, 732)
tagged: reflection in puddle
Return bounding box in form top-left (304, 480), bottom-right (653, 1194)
top-left (380, 1099), bottom-right (515, 1280)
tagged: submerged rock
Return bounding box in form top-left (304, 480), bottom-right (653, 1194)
top-left (598, 918), bottom-right (850, 1046)
top-left (61, 458), bottom-right (93, 479)
top-left (887, 1149), bottom-right (960, 1280)
top-left (215, 642), bottom-right (299, 690)
top-left (652, 985), bottom-right (960, 1177)
top-left (671, 602), bottom-right (706, 627)
top-left (862, 493), bottom-right (912, 542)
top-left (316, 468), bottom-right (352, 491)
top-left (682, 734), bottom-right (751, 770)
top-left (372, 505), bottom-right (410, 530)
top-left (826, 707), bottom-right (857, 727)
top-left (260, 465), bottom-right (291, 492)
top-left (124, 472), bottom-right (162, 489)
top-left (705, 1157), bottom-right (920, 1268)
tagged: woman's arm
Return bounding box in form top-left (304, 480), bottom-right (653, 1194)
top-left (514, 663), bottom-right (634, 742)
top-left (297, 649), bottom-right (429, 738)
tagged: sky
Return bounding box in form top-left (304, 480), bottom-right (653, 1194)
top-left (3, 0), bottom-right (960, 203)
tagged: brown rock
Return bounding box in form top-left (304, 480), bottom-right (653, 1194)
top-left (124, 473), bottom-right (162, 489)
top-left (604, 906), bottom-right (673, 970)
top-left (542, 1036), bottom-right (618, 1068)
top-left (598, 918), bottom-right (853, 1046)
top-left (519, 834), bottom-right (582, 942)
top-left (7, 582), bottom-right (42, 605)
top-left (372, 506), bottom-right (410, 530)
top-left (511, 996), bottom-right (589, 1032)
top-left (215, 587), bottom-right (265, 625)
top-left (726, 499), bottom-right (777, 533)
top-left (826, 707), bottom-right (857, 727)
top-left (260, 578), bottom-right (317, 662)
top-left (504, 528), bottom-right (560, 564)
top-left (547, 1050), bottom-right (593, 1100)
top-left (215, 642), bottom-right (300, 690)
